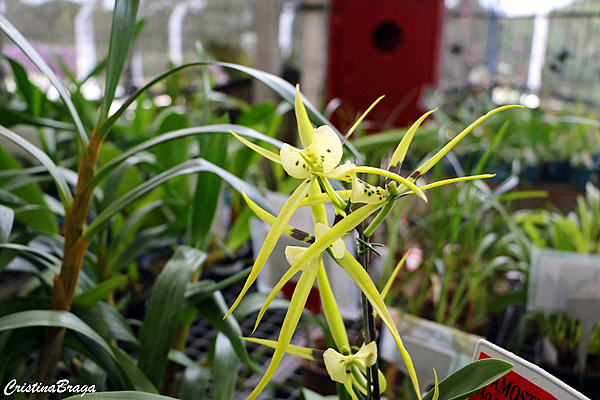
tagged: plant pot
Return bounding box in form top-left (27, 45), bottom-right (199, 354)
top-left (539, 363), bottom-right (600, 400)
top-left (571, 167), bottom-right (593, 191)
top-left (522, 164), bottom-right (542, 185)
top-left (545, 161), bottom-right (571, 184)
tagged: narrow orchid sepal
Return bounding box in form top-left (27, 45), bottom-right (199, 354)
top-left (355, 166), bottom-right (427, 202)
top-left (388, 109), bottom-right (436, 171)
top-left (252, 203), bottom-right (383, 328)
top-left (230, 131), bottom-right (282, 164)
top-left (415, 105), bottom-right (522, 178)
top-left (241, 190), bottom-right (315, 243)
top-left (295, 85), bottom-right (313, 148)
top-left (380, 249), bottom-right (410, 300)
top-left (343, 95), bottom-right (385, 142)
top-left (241, 337), bottom-right (318, 361)
top-left (245, 267), bottom-right (319, 400)
top-left (225, 176), bottom-right (314, 318)
top-left (334, 250), bottom-right (422, 399)
top-left (396, 174), bottom-right (496, 198)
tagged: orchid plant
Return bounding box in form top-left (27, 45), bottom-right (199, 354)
top-left (227, 86), bottom-right (519, 400)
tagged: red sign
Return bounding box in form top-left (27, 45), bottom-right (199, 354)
top-left (469, 353), bottom-right (558, 400)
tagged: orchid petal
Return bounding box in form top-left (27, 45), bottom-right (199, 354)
top-left (408, 174), bottom-right (496, 194)
top-left (380, 250), bottom-right (409, 300)
top-left (355, 166), bottom-right (426, 202)
top-left (225, 176), bottom-right (314, 318)
top-left (308, 125), bottom-right (343, 173)
top-left (323, 348), bottom-right (350, 383)
top-left (351, 175), bottom-right (389, 204)
top-left (334, 250), bottom-right (421, 399)
top-left (314, 223), bottom-right (345, 259)
top-left (300, 190), bottom-right (351, 207)
top-left (295, 85), bottom-right (313, 148)
top-left (242, 190), bottom-right (315, 243)
top-left (281, 144), bottom-right (311, 179)
top-left (230, 131), bottom-right (282, 164)
top-left (388, 109), bottom-right (436, 172)
top-left (352, 341), bottom-right (377, 371)
top-left (326, 160), bottom-right (357, 181)
top-left (241, 337), bottom-right (318, 361)
top-left (253, 203), bottom-right (383, 328)
top-left (246, 267), bottom-right (319, 400)
top-left (344, 95), bottom-right (385, 141)
top-left (414, 105), bottom-right (522, 179)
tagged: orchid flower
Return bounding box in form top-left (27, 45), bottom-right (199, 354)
top-left (228, 86), bottom-right (521, 400)
top-left (242, 337), bottom-right (386, 400)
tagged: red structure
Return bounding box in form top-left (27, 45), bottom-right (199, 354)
top-left (327, 0), bottom-right (445, 131)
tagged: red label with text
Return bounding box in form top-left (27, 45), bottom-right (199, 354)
top-left (468, 353), bottom-right (558, 400)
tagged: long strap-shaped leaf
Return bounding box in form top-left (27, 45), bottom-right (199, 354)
top-left (334, 251), bottom-right (421, 399)
top-left (224, 176), bottom-right (315, 318)
top-left (246, 267), bottom-right (319, 400)
top-left (0, 15), bottom-right (88, 153)
top-left (0, 125), bottom-right (73, 207)
top-left (253, 203), bottom-right (383, 329)
top-left (138, 246), bottom-right (206, 386)
top-left (0, 310), bottom-right (116, 370)
top-left (95, 61), bottom-right (362, 161)
top-left (90, 125), bottom-right (282, 188)
top-left (83, 158), bottom-right (272, 240)
top-left (97, 0), bottom-right (141, 128)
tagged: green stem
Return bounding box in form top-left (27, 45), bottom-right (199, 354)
top-left (357, 222), bottom-right (380, 400)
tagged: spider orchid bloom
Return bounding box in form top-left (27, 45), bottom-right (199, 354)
top-left (225, 87), bottom-right (426, 319)
top-left (323, 342), bottom-right (378, 400)
top-left (241, 338), bottom-right (387, 400)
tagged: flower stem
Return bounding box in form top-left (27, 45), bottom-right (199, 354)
top-left (357, 222), bottom-right (380, 400)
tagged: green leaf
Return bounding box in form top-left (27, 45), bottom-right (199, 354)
top-left (179, 362), bottom-right (210, 400)
top-left (0, 204), bottom-right (14, 243)
top-left (72, 301), bottom-right (138, 344)
top-left (65, 333), bottom-right (127, 390)
top-left (422, 359), bottom-right (513, 400)
top-left (90, 124), bottom-right (282, 188)
top-left (0, 310), bottom-right (123, 382)
top-left (0, 125), bottom-right (73, 207)
top-left (137, 246), bottom-right (206, 387)
top-left (84, 158), bottom-right (272, 240)
top-left (189, 132), bottom-right (228, 250)
top-left (0, 14), bottom-right (88, 152)
top-left (96, 61), bottom-right (361, 160)
top-left (97, 0), bottom-right (141, 128)
top-left (72, 275), bottom-right (128, 308)
top-left (211, 332), bottom-right (241, 400)
top-left (111, 345), bottom-right (159, 393)
top-left (196, 290), bottom-right (252, 367)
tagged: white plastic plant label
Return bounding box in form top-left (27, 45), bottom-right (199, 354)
top-left (379, 309), bottom-right (481, 392)
top-left (528, 247), bottom-right (600, 312)
top-left (469, 339), bottom-right (589, 400)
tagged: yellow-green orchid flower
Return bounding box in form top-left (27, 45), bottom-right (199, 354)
top-left (241, 337), bottom-right (386, 400)
top-left (229, 86), bottom-right (521, 400)
top-left (225, 87), bottom-right (423, 319)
